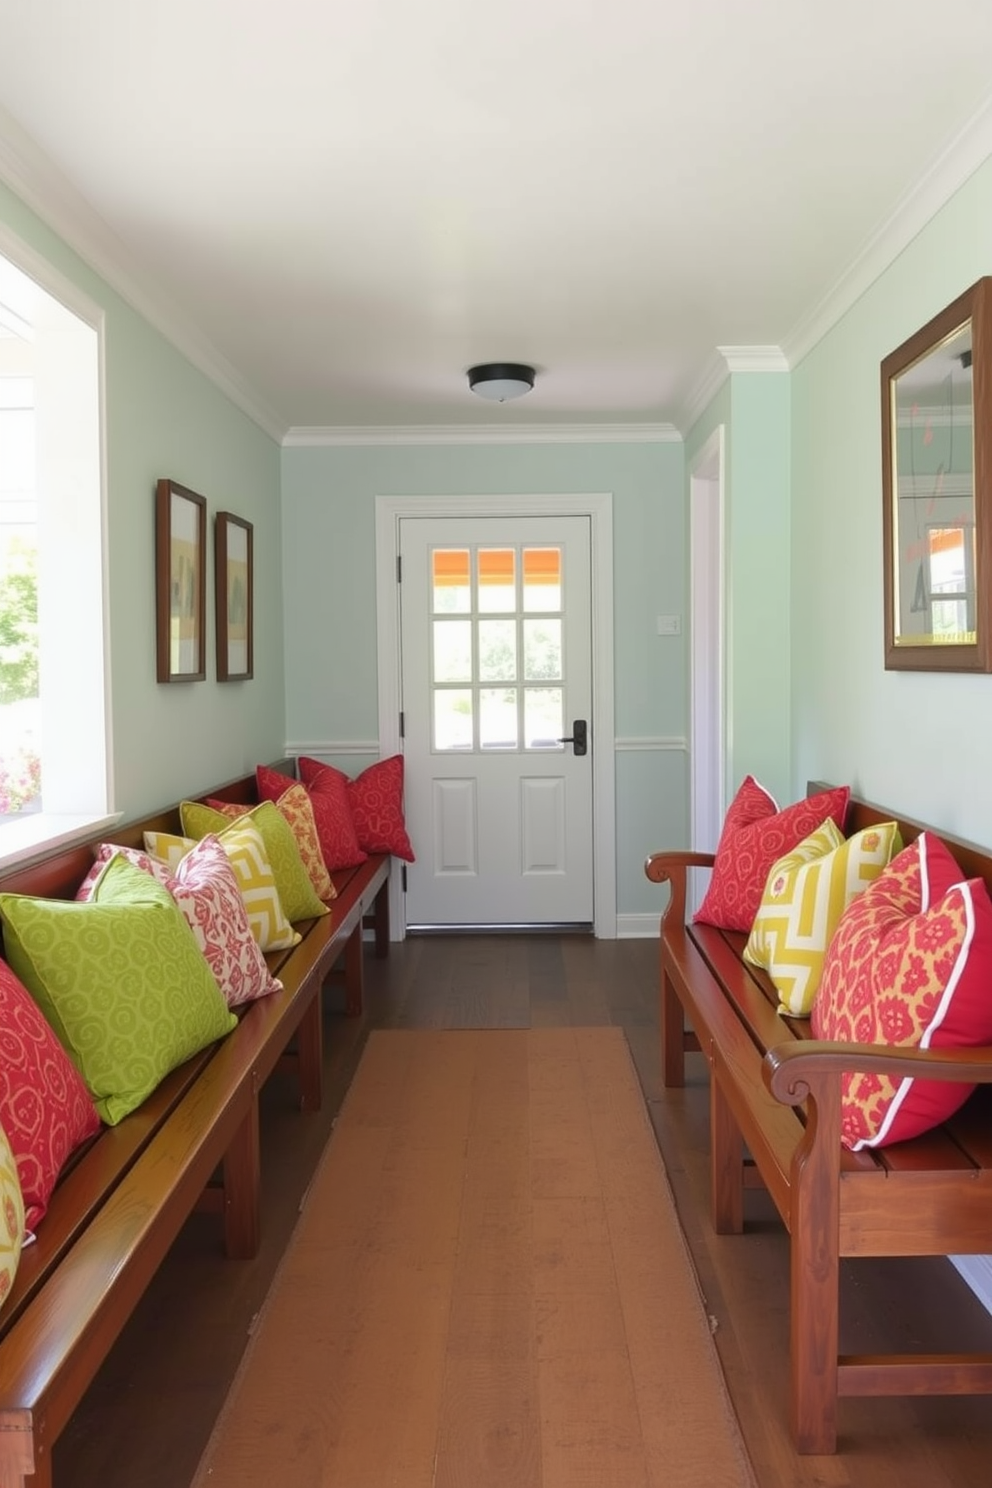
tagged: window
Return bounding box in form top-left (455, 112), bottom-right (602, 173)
top-left (430, 544), bottom-right (564, 753)
top-left (0, 240), bottom-right (108, 866)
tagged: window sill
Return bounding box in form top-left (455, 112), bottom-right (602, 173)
top-left (0, 811), bottom-right (123, 875)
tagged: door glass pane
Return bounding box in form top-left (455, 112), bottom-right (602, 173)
top-left (523, 618), bottom-right (561, 680)
top-left (478, 618), bottom-right (516, 681)
top-left (525, 688), bottom-right (563, 749)
top-left (432, 549), bottom-right (470, 613)
top-left (523, 547), bottom-right (561, 611)
top-left (433, 619), bottom-right (472, 682)
top-left (434, 689), bottom-right (473, 751)
top-left (480, 688), bottom-right (517, 749)
top-left (478, 548), bottom-right (515, 612)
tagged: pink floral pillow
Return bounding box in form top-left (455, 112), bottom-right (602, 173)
top-left (694, 778), bottom-right (850, 931)
top-left (78, 838), bottom-right (282, 1008)
top-left (812, 833), bottom-right (992, 1149)
top-left (299, 755), bottom-right (415, 863)
top-left (0, 959), bottom-right (101, 1237)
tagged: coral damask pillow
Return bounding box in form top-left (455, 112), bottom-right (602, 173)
top-left (299, 755), bottom-right (415, 862)
top-left (248, 773), bottom-right (335, 901)
top-left (811, 833), bottom-right (992, 1149)
top-left (744, 819), bottom-right (902, 1016)
top-left (0, 959), bottom-right (101, 1236)
top-left (694, 778), bottom-right (850, 932)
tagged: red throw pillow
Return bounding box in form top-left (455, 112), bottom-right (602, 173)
top-left (298, 755), bottom-right (415, 863)
top-left (693, 778), bottom-right (850, 932)
top-left (0, 959), bottom-right (102, 1237)
top-left (271, 762), bottom-right (367, 871)
top-left (811, 832), bottom-right (992, 1149)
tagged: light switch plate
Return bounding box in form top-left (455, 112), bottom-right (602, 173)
top-left (656, 615), bottom-right (681, 635)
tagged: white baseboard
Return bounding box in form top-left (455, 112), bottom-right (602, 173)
top-left (950, 1254), bottom-right (992, 1315)
top-left (616, 913), bottom-right (660, 939)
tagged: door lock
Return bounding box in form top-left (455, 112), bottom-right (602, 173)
top-left (558, 719), bottom-right (588, 756)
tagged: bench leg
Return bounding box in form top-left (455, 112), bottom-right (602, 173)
top-left (710, 1078), bottom-right (744, 1234)
top-left (296, 987), bottom-right (323, 1113)
top-left (222, 1100), bottom-right (261, 1260)
top-left (661, 966), bottom-right (686, 1087)
top-left (373, 877), bottom-right (390, 958)
top-left (345, 924), bottom-right (365, 1017)
top-left (790, 1087), bottom-right (841, 1453)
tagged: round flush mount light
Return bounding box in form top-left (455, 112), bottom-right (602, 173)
top-left (467, 362), bottom-right (536, 402)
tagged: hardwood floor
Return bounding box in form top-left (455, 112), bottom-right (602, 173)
top-left (54, 935), bottom-right (992, 1488)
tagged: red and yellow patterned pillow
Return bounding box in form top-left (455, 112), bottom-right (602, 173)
top-left (694, 777), bottom-right (850, 932)
top-left (298, 755), bottom-right (415, 863)
top-left (257, 764), bottom-right (367, 873)
top-left (811, 832), bottom-right (992, 1149)
top-left (218, 781), bottom-right (336, 902)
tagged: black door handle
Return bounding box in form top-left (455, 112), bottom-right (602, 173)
top-left (558, 719), bottom-right (588, 756)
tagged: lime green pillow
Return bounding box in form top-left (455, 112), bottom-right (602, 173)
top-left (0, 855), bottom-right (237, 1125)
top-left (180, 799), bottom-right (329, 923)
top-left (744, 819), bottom-right (903, 1016)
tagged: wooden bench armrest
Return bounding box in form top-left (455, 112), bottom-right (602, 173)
top-left (644, 850), bottom-right (715, 924)
top-left (764, 1038), bottom-right (992, 1107)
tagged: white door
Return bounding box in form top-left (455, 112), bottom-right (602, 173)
top-left (399, 515), bottom-right (594, 928)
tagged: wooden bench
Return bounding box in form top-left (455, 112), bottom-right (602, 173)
top-left (645, 788), bottom-right (992, 1454)
top-left (0, 765), bottom-right (390, 1487)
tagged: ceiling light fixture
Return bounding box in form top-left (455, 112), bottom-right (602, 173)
top-left (467, 362), bottom-right (536, 402)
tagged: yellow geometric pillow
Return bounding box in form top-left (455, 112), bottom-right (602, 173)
top-left (744, 819), bottom-right (902, 1016)
top-left (142, 831), bottom-right (197, 870)
top-left (167, 816), bottom-right (300, 952)
top-left (0, 1120), bottom-right (25, 1310)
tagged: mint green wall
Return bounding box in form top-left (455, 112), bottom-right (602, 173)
top-left (791, 156), bottom-right (992, 842)
top-left (280, 440), bottom-right (686, 917)
top-left (0, 183), bottom-right (285, 817)
top-left (685, 370), bottom-right (791, 807)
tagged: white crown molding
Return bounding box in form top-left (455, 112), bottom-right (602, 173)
top-left (282, 421), bottom-right (681, 448)
top-left (678, 350), bottom-right (731, 436)
top-left (678, 347), bottom-right (788, 435)
top-left (0, 106), bottom-right (288, 443)
top-left (784, 93), bottom-right (992, 370)
top-left (716, 345), bottom-right (789, 373)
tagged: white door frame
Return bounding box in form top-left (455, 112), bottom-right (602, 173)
top-left (375, 492), bottom-right (616, 939)
top-left (689, 427), bottom-right (726, 906)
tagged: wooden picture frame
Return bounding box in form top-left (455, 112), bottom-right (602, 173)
top-left (155, 478), bottom-right (207, 683)
top-left (882, 276), bottom-right (992, 671)
top-left (215, 511), bottom-right (254, 681)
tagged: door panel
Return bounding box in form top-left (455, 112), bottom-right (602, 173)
top-left (400, 515), bottom-right (593, 927)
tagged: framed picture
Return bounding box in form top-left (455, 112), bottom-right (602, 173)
top-left (155, 478), bottom-right (207, 682)
top-left (215, 511), bottom-right (254, 681)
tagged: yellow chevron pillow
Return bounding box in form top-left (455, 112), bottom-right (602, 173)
top-left (744, 819), bottom-right (902, 1017)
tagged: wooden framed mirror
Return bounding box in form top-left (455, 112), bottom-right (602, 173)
top-left (882, 276), bottom-right (992, 670)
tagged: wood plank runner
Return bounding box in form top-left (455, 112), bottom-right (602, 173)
top-left (645, 787), bottom-right (992, 1454)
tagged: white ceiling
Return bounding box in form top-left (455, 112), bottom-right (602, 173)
top-left (1, 1), bottom-right (991, 440)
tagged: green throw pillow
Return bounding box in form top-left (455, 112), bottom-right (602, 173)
top-left (180, 799), bottom-right (329, 923)
top-left (0, 855), bottom-right (237, 1125)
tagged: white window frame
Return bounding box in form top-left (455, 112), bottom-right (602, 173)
top-left (0, 222), bottom-right (115, 870)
